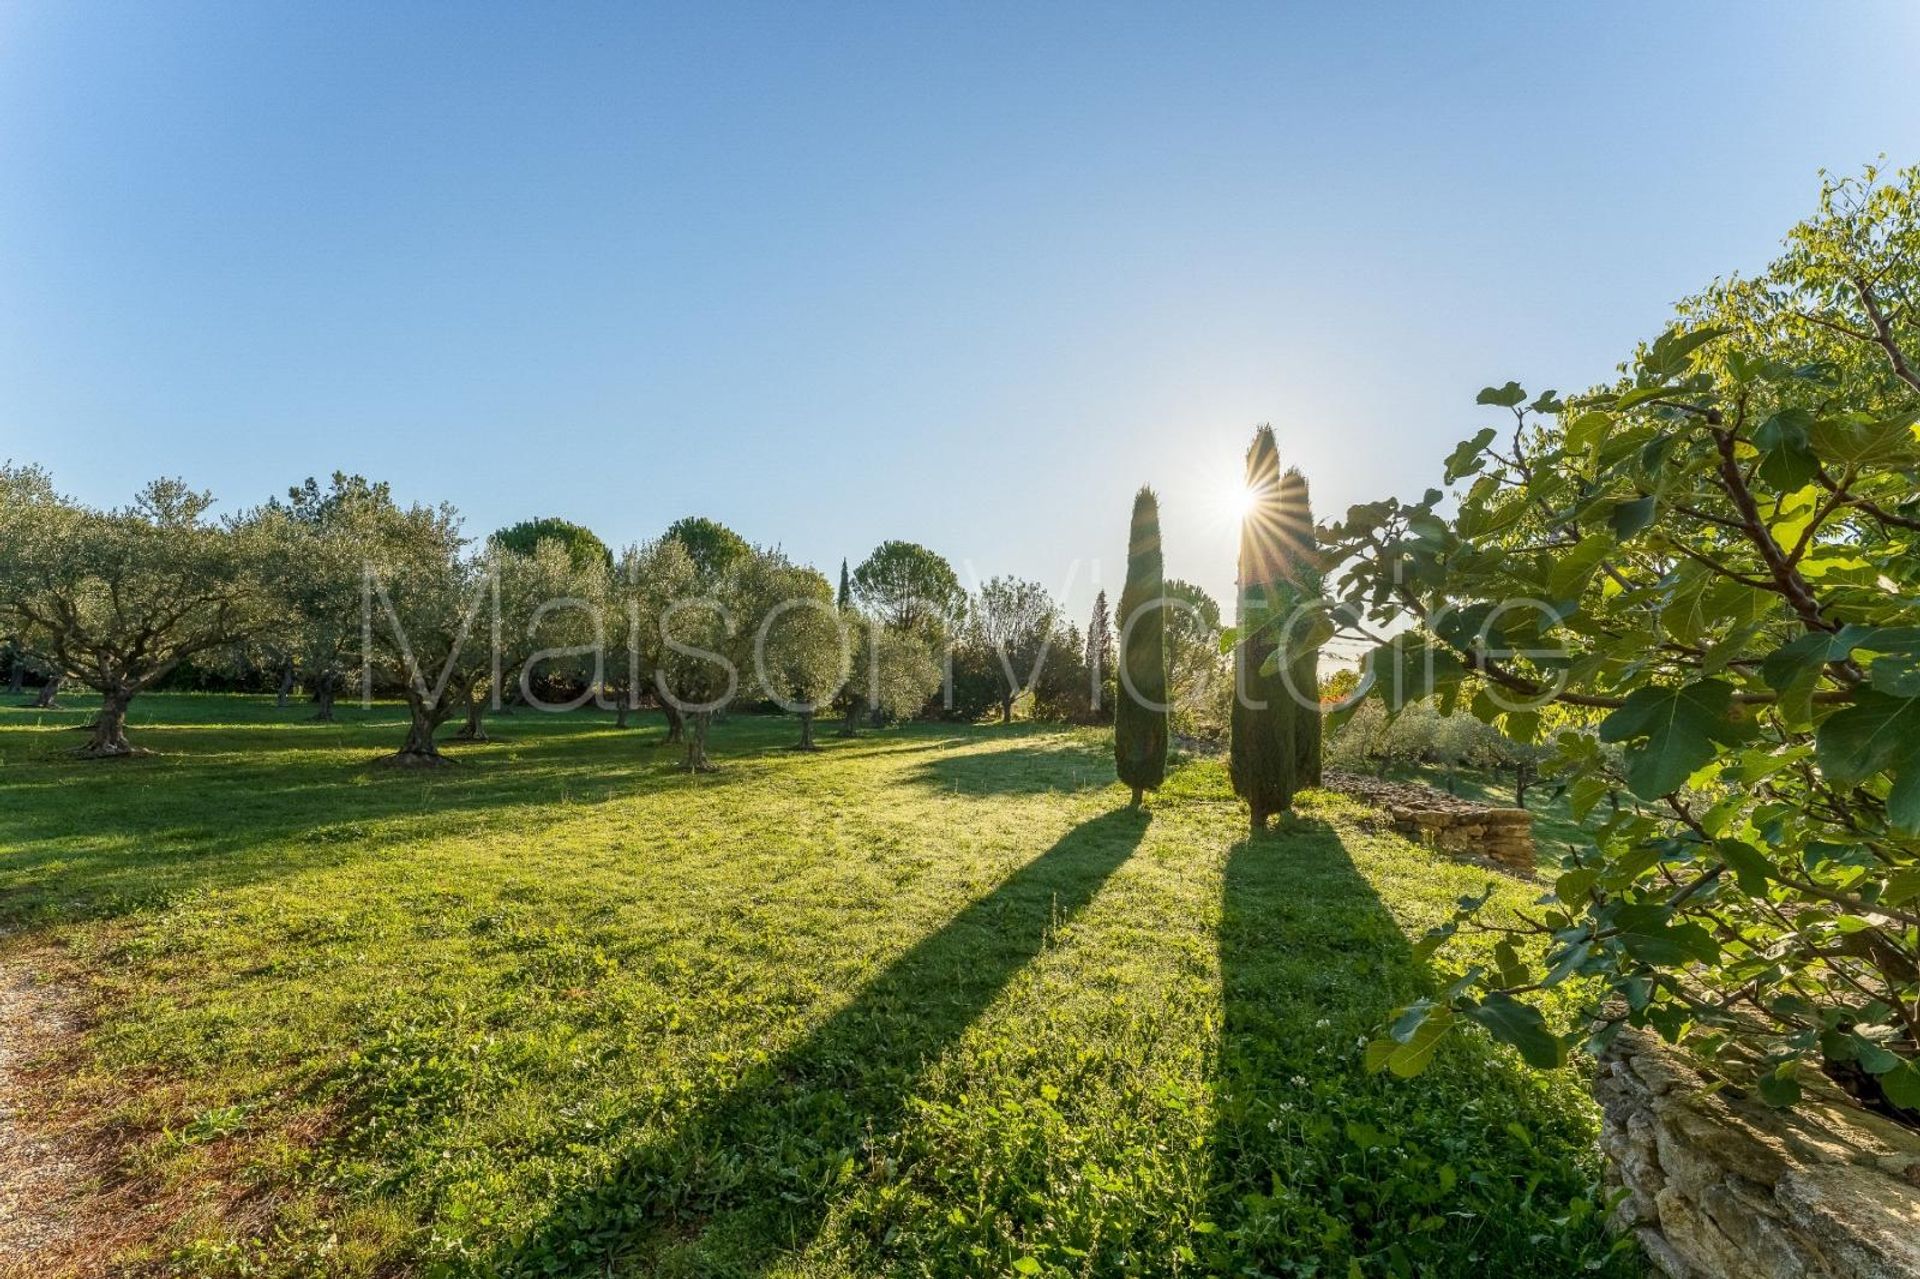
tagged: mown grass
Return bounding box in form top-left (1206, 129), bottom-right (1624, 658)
top-left (0, 694), bottom-right (1636, 1277)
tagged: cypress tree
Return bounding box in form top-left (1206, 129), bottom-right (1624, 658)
top-left (1230, 426), bottom-right (1297, 832)
top-left (1085, 589), bottom-right (1113, 714)
top-left (837, 558), bottom-right (852, 611)
top-left (1113, 488), bottom-right (1168, 807)
top-left (1278, 467), bottom-right (1324, 788)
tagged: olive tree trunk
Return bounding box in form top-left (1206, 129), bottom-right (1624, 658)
top-left (682, 710), bottom-right (716, 772)
top-left (5, 651), bottom-right (22, 697)
top-left (275, 657), bottom-right (296, 708)
top-left (311, 670), bottom-right (338, 722)
top-left (454, 690), bottom-right (489, 742)
top-left (32, 673), bottom-right (63, 709)
top-left (1000, 694), bottom-right (1014, 725)
top-left (79, 685), bottom-right (136, 757)
top-left (659, 697), bottom-right (684, 745)
top-left (794, 710), bottom-right (818, 751)
top-left (381, 693), bottom-right (455, 766)
top-left (838, 698), bottom-right (862, 737)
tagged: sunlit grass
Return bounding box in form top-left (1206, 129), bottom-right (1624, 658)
top-left (0, 694), bottom-right (1633, 1277)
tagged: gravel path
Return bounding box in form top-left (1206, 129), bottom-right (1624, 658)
top-left (0, 955), bottom-right (85, 1273)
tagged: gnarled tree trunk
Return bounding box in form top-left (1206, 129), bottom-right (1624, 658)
top-left (381, 693), bottom-right (453, 767)
top-left (5, 647), bottom-right (22, 697)
top-left (1000, 694), bottom-right (1014, 725)
top-left (794, 710), bottom-right (817, 751)
top-left (311, 669), bottom-right (338, 722)
top-left (275, 657), bottom-right (296, 708)
top-left (682, 710), bottom-right (716, 772)
top-left (659, 697), bottom-right (684, 745)
top-left (454, 689), bottom-right (488, 742)
top-left (33, 673), bottom-right (63, 709)
top-left (838, 697), bottom-right (862, 737)
top-left (79, 684), bottom-right (136, 757)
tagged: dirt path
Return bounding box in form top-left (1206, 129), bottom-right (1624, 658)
top-left (0, 951), bottom-right (90, 1274)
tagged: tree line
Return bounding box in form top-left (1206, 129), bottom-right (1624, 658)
top-left (0, 466), bottom-right (1303, 777)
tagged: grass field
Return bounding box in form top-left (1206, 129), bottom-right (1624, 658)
top-left (0, 694), bottom-right (1635, 1278)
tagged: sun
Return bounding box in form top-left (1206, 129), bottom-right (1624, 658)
top-left (1226, 481), bottom-right (1258, 519)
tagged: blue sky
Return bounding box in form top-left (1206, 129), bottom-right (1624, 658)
top-left (4, 3), bottom-right (1919, 635)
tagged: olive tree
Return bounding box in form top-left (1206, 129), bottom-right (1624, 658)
top-left (358, 520), bottom-right (572, 767)
top-left (0, 471), bottom-right (290, 757)
top-left (836, 614), bottom-right (942, 736)
top-left (970, 575), bottom-right (1060, 725)
top-left (750, 557), bottom-right (849, 750)
top-left (602, 537), bottom-right (697, 733)
top-left (653, 544), bottom-right (785, 771)
top-left (1162, 578), bottom-right (1225, 739)
top-left (452, 538), bottom-right (601, 742)
top-left (274, 474), bottom-right (459, 722)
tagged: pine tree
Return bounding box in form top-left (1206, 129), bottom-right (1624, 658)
top-left (1278, 466), bottom-right (1324, 788)
top-left (1113, 489), bottom-right (1168, 807)
top-left (1085, 589), bottom-right (1113, 713)
top-left (1229, 426), bottom-right (1297, 831)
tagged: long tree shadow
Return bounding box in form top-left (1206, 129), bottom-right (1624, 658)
top-left (1206, 815), bottom-right (1627, 1276)
top-left (498, 805), bottom-right (1150, 1277)
top-left (907, 737), bottom-right (1114, 797)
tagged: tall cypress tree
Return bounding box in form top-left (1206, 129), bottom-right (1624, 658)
top-left (1085, 589), bottom-right (1113, 715)
top-left (1113, 488), bottom-right (1168, 807)
top-left (1230, 426), bottom-right (1297, 832)
top-left (1277, 466), bottom-right (1324, 788)
top-left (837, 558), bottom-right (852, 610)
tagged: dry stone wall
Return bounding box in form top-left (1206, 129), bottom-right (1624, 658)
top-left (1597, 1026), bottom-right (1920, 1278)
top-left (1326, 772), bottom-right (1535, 871)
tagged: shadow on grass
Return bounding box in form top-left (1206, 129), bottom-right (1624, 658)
top-left (496, 805), bottom-right (1150, 1277)
top-left (1204, 813), bottom-right (1628, 1276)
top-left (906, 736), bottom-right (1113, 796)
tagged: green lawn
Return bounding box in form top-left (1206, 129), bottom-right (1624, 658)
top-left (0, 694), bottom-right (1634, 1277)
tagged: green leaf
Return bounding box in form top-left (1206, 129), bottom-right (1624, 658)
top-left (1880, 1061), bottom-right (1920, 1110)
top-left (1445, 427), bottom-right (1499, 483)
top-left (1753, 408), bottom-right (1821, 489)
top-left (1814, 689), bottom-right (1920, 831)
top-left (1716, 840), bottom-right (1773, 896)
top-left (1610, 903), bottom-right (1720, 966)
top-left (1388, 1008), bottom-right (1454, 1078)
top-left (1548, 536), bottom-right (1615, 599)
top-left (1642, 325), bottom-right (1728, 377)
top-left (1565, 410), bottom-right (1613, 452)
top-left (1883, 868), bottom-right (1920, 908)
top-left (1756, 1061), bottom-right (1802, 1107)
top-left (1555, 866), bottom-right (1598, 905)
top-left (1612, 384), bottom-right (1677, 411)
top-left (1855, 1037), bottom-right (1901, 1076)
top-left (1476, 381), bottom-right (1526, 408)
top-left (1568, 776), bottom-right (1612, 821)
top-left (1463, 995), bottom-right (1564, 1069)
top-left (1761, 632), bottom-right (1835, 729)
top-left (1807, 412), bottom-right (1920, 467)
top-left (1599, 679), bottom-right (1748, 799)
top-left (1363, 1039), bottom-right (1400, 1074)
top-left (1365, 635), bottom-right (1466, 713)
top-left (1608, 495), bottom-right (1658, 539)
